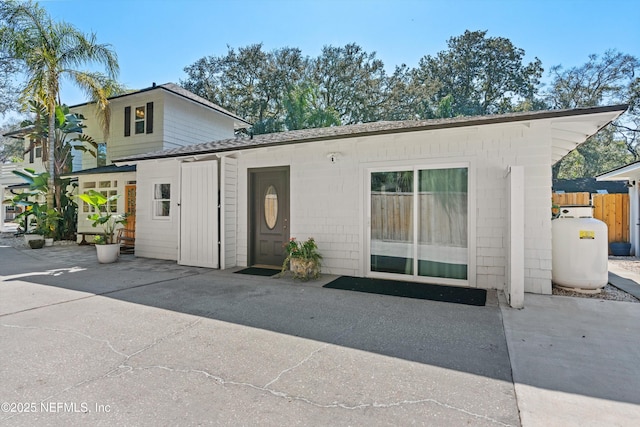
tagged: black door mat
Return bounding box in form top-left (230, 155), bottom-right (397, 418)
top-left (323, 276), bottom-right (486, 306)
top-left (234, 267), bottom-right (280, 277)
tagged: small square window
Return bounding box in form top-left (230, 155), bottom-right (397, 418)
top-left (35, 146), bottom-right (42, 158)
top-left (153, 183), bottom-right (171, 218)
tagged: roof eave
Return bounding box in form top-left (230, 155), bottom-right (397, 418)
top-left (114, 104), bottom-right (629, 163)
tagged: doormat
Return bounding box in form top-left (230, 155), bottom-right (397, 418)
top-left (323, 276), bottom-right (486, 306)
top-left (234, 267), bottom-right (280, 277)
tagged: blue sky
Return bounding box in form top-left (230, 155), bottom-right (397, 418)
top-left (23, 0), bottom-right (640, 106)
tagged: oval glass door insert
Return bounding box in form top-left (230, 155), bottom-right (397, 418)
top-left (264, 185), bottom-right (278, 229)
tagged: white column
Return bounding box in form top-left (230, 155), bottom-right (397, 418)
top-left (506, 166), bottom-right (525, 308)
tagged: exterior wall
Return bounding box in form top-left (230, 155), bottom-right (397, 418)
top-left (232, 121), bottom-right (553, 293)
top-left (134, 160), bottom-right (181, 260)
top-left (132, 119), bottom-right (554, 293)
top-left (72, 91), bottom-right (166, 167)
top-left (76, 172), bottom-right (136, 240)
top-left (0, 137), bottom-right (46, 185)
top-left (162, 95), bottom-right (235, 149)
top-left (221, 157), bottom-right (238, 269)
top-left (71, 89), bottom-right (236, 170)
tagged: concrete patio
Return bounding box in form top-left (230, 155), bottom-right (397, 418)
top-left (1, 239), bottom-right (639, 426)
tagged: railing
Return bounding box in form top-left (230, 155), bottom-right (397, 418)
top-left (0, 163), bottom-right (20, 181)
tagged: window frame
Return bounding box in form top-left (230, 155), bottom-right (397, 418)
top-left (152, 182), bottom-right (171, 220)
top-left (364, 160), bottom-right (476, 287)
top-left (134, 106), bottom-right (145, 134)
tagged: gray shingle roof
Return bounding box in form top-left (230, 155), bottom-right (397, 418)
top-left (114, 104), bottom-right (628, 163)
top-left (70, 83), bottom-right (252, 127)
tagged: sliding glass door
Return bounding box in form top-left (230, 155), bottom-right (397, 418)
top-left (369, 165), bottom-right (468, 282)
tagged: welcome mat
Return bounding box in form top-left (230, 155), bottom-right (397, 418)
top-left (234, 267), bottom-right (280, 277)
top-left (323, 276), bottom-right (486, 306)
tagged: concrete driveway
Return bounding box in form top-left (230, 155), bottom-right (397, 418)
top-left (1, 242), bottom-right (639, 426)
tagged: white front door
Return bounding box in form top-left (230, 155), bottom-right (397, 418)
top-left (179, 160), bottom-right (219, 268)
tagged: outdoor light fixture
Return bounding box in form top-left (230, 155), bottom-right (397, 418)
top-left (327, 152), bottom-right (341, 163)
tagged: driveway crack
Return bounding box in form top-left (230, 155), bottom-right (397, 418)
top-left (0, 318), bottom-right (202, 421)
top-left (120, 363), bottom-right (514, 426)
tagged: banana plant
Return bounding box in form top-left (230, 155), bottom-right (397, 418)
top-left (77, 190), bottom-right (127, 244)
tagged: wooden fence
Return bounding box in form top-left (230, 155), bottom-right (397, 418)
top-left (371, 192), bottom-right (467, 246)
top-left (552, 192), bottom-right (630, 245)
top-left (552, 192), bottom-right (590, 206)
top-left (592, 193), bottom-right (630, 244)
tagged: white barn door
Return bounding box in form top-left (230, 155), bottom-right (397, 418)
top-left (179, 161), bottom-right (219, 268)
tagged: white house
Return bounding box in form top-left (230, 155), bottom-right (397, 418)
top-left (1, 127), bottom-right (48, 230)
top-left (2, 83), bottom-right (251, 235)
top-left (64, 83), bottom-right (251, 239)
top-left (114, 105), bottom-right (627, 306)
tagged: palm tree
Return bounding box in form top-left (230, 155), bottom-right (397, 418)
top-left (0, 0), bottom-right (120, 209)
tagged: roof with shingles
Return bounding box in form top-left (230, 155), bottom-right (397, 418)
top-left (114, 104), bottom-right (628, 163)
top-left (70, 83), bottom-right (252, 127)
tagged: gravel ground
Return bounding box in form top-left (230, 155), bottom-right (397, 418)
top-left (552, 256), bottom-right (640, 303)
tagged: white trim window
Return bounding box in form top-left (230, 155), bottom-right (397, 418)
top-left (153, 183), bottom-right (171, 219)
top-left (367, 163), bottom-right (470, 285)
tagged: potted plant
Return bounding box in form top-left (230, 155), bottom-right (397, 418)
top-left (78, 190), bottom-right (127, 263)
top-left (40, 208), bottom-right (61, 246)
top-left (19, 203), bottom-right (45, 244)
top-left (610, 241), bottom-right (631, 256)
top-left (281, 237), bottom-right (322, 280)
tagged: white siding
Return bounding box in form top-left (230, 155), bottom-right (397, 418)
top-left (221, 157), bottom-right (238, 269)
top-left (134, 160), bottom-right (181, 260)
top-left (134, 119), bottom-right (555, 293)
top-left (70, 88), bottom-right (236, 169)
top-left (162, 95), bottom-right (235, 148)
top-left (233, 120), bottom-right (553, 292)
top-left (71, 96), bottom-right (164, 168)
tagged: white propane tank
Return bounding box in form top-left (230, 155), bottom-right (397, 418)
top-left (552, 206), bottom-right (608, 292)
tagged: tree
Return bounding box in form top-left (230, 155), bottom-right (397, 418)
top-left (0, 0), bottom-right (120, 209)
top-left (415, 30), bottom-right (543, 116)
top-left (0, 119), bottom-right (25, 162)
top-left (283, 84), bottom-right (340, 130)
top-left (547, 50), bottom-right (640, 178)
top-left (310, 43), bottom-right (388, 124)
top-left (0, 51), bottom-right (19, 116)
top-left (181, 44), bottom-right (308, 134)
top-left (21, 101), bottom-right (100, 178)
top-left (182, 43), bottom-right (394, 132)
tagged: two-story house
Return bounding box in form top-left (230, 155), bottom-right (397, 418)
top-left (1, 83), bottom-right (250, 236)
top-left (0, 126), bottom-right (48, 231)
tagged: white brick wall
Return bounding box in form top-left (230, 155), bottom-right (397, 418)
top-left (134, 118), bottom-right (555, 293)
top-left (231, 120), bottom-right (553, 292)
